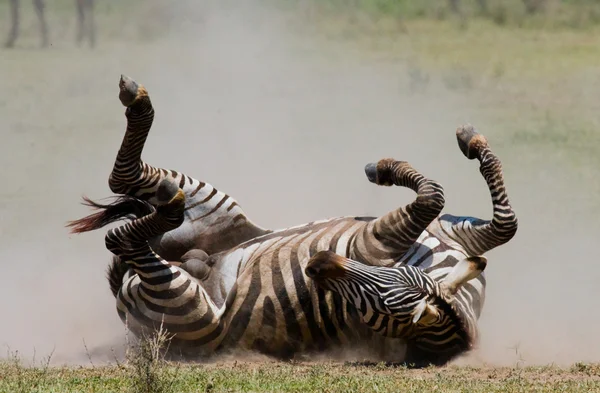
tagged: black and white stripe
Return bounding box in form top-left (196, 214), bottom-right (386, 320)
top-left (68, 76), bottom-right (518, 367)
top-left (306, 251), bottom-right (486, 366)
top-left (106, 75), bottom-right (271, 262)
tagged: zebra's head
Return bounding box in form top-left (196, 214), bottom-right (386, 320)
top-left (305, 251), bottom-right (487, 366)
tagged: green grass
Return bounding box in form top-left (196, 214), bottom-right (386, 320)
top-left (277, 0), bottom-right (600, 30)
top-left (4, 0), bottom-right (598, 178)
top-left (2, 360), bottom-right (600, 393)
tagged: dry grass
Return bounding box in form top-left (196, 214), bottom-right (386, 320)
top-left (124, 321), bottom-right (180, 393)
top-left (2, 357), bottom-right (600, 392)
top-left (4, 315), bottom-right (598, 392)
top-left (2, 330), bottom-right (599, 393)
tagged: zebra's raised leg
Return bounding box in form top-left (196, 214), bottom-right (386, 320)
top-left (441, 125), bottom-right (518, 256)
top-left (105, 179), bottom-right (227, 353)
top-left (352, 159), bottom-right (445, 266)
top-left (99, 75), bottom-right (270, 259)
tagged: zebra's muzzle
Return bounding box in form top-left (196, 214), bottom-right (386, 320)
top-left (305, 251), bottom-right (347, 280)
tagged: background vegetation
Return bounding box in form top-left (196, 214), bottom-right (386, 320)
top-left (276, 0), bottom-right (600, 198)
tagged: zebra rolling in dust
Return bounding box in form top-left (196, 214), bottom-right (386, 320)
top-left (68, 75), bottom-right (517, 367)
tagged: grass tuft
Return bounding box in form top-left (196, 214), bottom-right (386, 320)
top-left (124, 320), bottom-right (180, 393)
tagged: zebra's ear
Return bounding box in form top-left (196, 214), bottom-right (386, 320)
top-left (441, 256), bottom-right (487, 297)
top-left (412, 298), bottom-right (440, 325)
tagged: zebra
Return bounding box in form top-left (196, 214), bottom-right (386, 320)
top-left (68, 75), bottom-right (517, 366)
top-left (5, 0), bottom-right (95, 49)
top-left (306, 251), bottom-right (487, 366)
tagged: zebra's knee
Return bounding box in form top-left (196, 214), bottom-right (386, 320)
top-left (493, 210), bottom-right (518, 244)
top-left (104, 230), bottom-right (120, 256)
top-left (416, 180), bottom-right (445, 215)
top-left (104, 228), bottom-right (129, 258)
top-left (108, 174), bottom-right (127, 195)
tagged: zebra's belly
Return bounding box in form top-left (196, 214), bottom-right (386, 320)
top-left (212, 220), bottom-right (375, 356)
top-left (216, 281), bottom-right (377, 358)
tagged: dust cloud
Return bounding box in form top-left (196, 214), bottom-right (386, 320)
top-left (0, 0), bottom-right (597, 367)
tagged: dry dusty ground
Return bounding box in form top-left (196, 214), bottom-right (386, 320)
top-left (1, 0), bottom-right (600, 390)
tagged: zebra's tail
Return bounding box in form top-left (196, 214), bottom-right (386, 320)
top-left (107, 254), bottom-right (130, 298)
top-left (66, 195), bottom-right (155, 234)
top-left (67, 195), bottom-right (155, 299)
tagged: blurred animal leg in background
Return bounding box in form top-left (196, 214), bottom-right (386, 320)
top-left (33, 0), bottom-right (49, 48)
top-left (5, 0), bottom-right (20, 48)
top-left (5, 0), bottom-right (49, 48)
top-left (76, 0), bottom-right (95, 48)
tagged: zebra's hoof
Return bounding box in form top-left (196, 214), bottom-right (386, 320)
top-left (119, 74), bottom-right (139, 106)
top-left (156, 179), bottom-right (180, 205)
top-left (364, 158), bottom-right (399, 187)
top-left (364, 163), bottom-right (378, 183)
top-left (456, 125), bottom-right (488, 160)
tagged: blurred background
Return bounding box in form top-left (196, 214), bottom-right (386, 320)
top-left (1, 0), bottom-right (598, 366)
